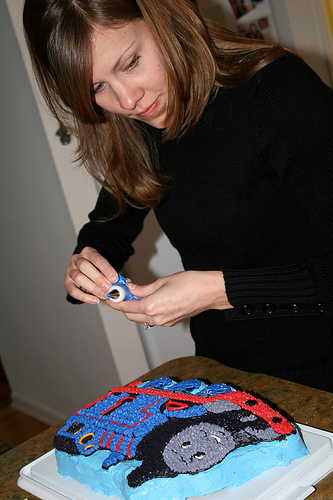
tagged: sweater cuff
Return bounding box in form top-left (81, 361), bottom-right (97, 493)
top-left (223, 261), bottom-right (327, 320)
top-left (66, 293), bottom-right (83, 305)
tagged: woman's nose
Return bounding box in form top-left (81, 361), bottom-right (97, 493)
top-left (116, 83), bottom-right (144, 110)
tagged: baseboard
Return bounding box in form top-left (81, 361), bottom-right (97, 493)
top-left (11, 391), bottom-right (68, 426)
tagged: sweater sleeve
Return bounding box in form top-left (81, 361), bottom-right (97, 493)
top-left (223, 56), bottom-right (333, 320)
top-left (73, 187), bottom-right (150, 269)
top-left (66, 187), bottom-right (150, 304)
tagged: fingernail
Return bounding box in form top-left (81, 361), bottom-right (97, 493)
top-left (102, 282), bottom-right (111, 291)
top-left (101, 291), bottom-right (108, 299)
top-left (91, 297), bottom-right (100, 304)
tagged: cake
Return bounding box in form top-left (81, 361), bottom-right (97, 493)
top-left (54, 377), bottom-right (308, 499)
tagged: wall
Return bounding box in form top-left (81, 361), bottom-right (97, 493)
top-left (197, 0), bottom-right (333, 87)
top-left (271, 0), bottom-right (332, 86)
top-left (0, 0), bottom-right (121, 424)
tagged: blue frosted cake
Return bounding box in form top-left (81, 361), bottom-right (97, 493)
top-left (54, 378), bottom-right (308, 500)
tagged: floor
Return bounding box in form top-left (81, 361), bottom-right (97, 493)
top-left (0, 361), bottom-right (49, 449)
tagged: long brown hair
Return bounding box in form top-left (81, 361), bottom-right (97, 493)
top-left (23, 0), bottom-right (291, 211)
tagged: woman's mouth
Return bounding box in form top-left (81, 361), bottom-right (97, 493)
top-left (137, 96), bottom-right (160, 119)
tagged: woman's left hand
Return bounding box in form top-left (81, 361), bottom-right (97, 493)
top-left (106, 270), bottom-right (233, 327)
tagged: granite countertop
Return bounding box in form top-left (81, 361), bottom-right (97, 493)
top-left (1, 355), bottom-right (332, 499)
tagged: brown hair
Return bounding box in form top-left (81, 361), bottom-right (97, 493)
top-left (23, 0), bottom-right (291, 212)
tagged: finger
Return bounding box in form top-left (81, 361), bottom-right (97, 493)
top-left (80, 247), bottom-right (118, 282)
top-left (65, 279), bottom-right (100, 305)
top-left (74, 260), bottom-right (112, 294)
top-left (127, 281), bottom-right (157, 298)
top-left (70, 269), bottom-right (110, 299)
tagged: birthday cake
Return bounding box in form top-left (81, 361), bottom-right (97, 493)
top-left (54, 378), bottom-right (308, 499)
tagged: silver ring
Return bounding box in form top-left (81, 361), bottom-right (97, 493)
top-left (143, 323), bottom-right (153, 330)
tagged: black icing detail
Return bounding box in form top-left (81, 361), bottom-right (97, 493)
top-left (54, 435), bottom-right (80, 455)
top-left (245, 399), bottom-right (258, 406)
top-left (80, 433), bottom-right (94, 444)
top-left (66, 422), bottom-right (85, 434)
top-left (127, 407), bottom-right (280, 488)
top-left (272, 417), bottom-right (283, 423)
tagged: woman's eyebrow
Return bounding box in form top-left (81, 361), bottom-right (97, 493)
top-left (113, 40), bottom-right (136, 70)
top-left (92, 39), bottom-right (137, 86)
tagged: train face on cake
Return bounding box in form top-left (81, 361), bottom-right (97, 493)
top-left (54, 378), bottom-right (296, 487)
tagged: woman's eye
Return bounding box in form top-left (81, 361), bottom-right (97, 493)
top-left (126, 54), bottom-right (139, 70)
top-left (92, 82), bottom-right (105, 95)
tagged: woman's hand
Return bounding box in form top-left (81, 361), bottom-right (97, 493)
top-left (107, 270), bottom-right (233, 327)
top-left (64, 246), bottom-right (119, 304)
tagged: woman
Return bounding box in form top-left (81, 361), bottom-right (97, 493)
top-left (23, 0), bottom-right (333, 391)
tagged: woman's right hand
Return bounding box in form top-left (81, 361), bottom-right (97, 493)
top-left (64, 246), bottom-right (119, 304)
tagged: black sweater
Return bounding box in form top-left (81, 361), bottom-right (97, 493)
top-left (72, 56), bottom-right (333, 391)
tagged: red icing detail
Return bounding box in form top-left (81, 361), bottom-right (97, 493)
top-left (116, 435), bottom-right (125, 453)
top-left (106, 432), bottom-right (115, 449)
top-left (99, 430), bottom-right (108, 448)
top-left (116, 381), bottom-right (294, 436)
top-left (76, 380), bottom-right (294, 437)
top-left (127, 436), bottom-right (135, 458)
top-left (101, 396), bottom-right (136, 416)
top-left (216, 391), bottom-right (294, 435)
top-left (166, 400), bottom-right (190, 411)
top-left (81, 397), bottom-right (165, 429)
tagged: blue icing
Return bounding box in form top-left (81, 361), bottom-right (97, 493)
top-left (197, 383), bottom-right (236, 396)
top-left (138, 378), bottom-right (177, 391)
top-left (170, 380), bottom-right (208, 394)
top-left (163, 405), bottom-right (207, 419)
top-left (55, 430), bottom-right (308, 500)
top-left (138, 378), bottom-right (235, 396)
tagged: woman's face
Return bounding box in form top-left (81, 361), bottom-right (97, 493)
top-left (91, 19), bottom-right (168, 129)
